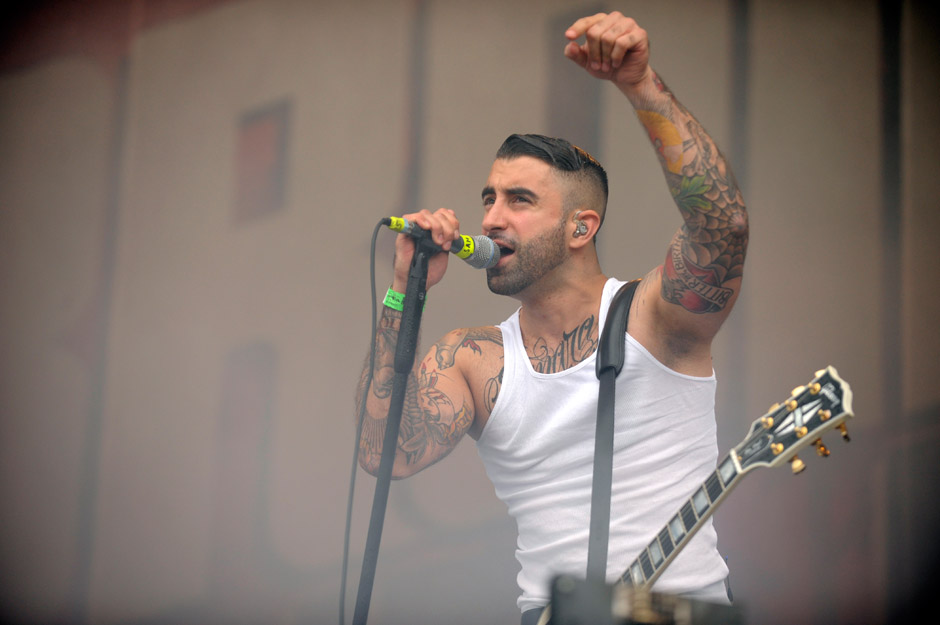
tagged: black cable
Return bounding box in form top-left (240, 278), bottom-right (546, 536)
top-left (339, 219), bottom-right (384, 625)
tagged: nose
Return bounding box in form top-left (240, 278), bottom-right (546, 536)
top-left (482, 200), bottom-right (506, 235)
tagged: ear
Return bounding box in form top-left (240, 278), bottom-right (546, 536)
top-left (569, 209), bottom-right (601, 248)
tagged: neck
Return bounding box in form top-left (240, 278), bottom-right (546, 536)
top-left (517, 269), bottom-right (609, 346)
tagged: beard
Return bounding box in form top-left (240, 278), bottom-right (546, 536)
top-left (486, 220), bottom-right (568, 296)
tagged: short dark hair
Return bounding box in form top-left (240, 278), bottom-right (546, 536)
top-left (495, 134), bottom-right (608, 228)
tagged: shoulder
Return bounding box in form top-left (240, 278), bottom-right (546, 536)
top-left (429, 326), bottom-right (503, 369)
top-left (425, 326), bottom-right (504, 393)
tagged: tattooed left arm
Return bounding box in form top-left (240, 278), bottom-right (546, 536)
top-left (624, 70), bottom-right (749, 340)
top-left (562, 12), bottom-right (747, 360)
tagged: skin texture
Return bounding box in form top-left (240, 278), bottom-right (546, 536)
top-left (355, 11), bottom-right (748, 479)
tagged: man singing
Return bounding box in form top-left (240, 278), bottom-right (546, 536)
top-left (356, 11), bottom-right (748, 623)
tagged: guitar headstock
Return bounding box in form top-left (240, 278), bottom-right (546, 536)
top-left (734, 366), bottom-right (854, 475)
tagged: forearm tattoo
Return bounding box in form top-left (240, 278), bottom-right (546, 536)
top-left (365, 307), bottom-right (402, 400)
top-left (639, 72), bottom-right (749, 314)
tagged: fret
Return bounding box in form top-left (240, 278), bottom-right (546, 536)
top-left (648, 538), bottom-right (664, 568)
top-left (657, 527), bottom-right (674, 558)
top-left (718, 454), bottom-right (737, 486)
top-left (629, 560), bottom-right (643, 585)
top-left (705, 471), bottom-right (723, 503)
top-left (680, 502), bottom-right (696, 532)
top-left (692, 487), bottom-right (709, 516)
top-left (668, 514), bottom-right (686, 543)
top-left (639, 549), bottom-right (654, 579)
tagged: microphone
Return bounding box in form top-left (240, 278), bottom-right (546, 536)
top-left (383, 217), bottom-right (500, 269)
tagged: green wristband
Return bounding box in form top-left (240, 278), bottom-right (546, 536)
top-left (383, 287), bottom-right (425, 312)
top-left (383, 288), bottom-right (405, 311)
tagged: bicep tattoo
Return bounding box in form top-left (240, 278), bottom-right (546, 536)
top-left (359, 325), bottom-right (502, 470)
top-left (359, 358), bottom-right (474, 471)
top-left (396, 363), bottom-right (474, 465)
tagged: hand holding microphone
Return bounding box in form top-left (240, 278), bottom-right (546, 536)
top-left (382, 214), bottom-right (499, 270)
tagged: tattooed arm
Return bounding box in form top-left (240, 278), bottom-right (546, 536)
top-left (355, 307), bottom-right (501, 478)
top-left (565, 13), bottom-right (748, 353)
top-left (626, 70), bottom-right (748, 352)
top-left (354, 206), bottom-right (476, 478)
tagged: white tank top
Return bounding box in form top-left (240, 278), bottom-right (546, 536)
top-left (475, 278), bottom-right (729, 612)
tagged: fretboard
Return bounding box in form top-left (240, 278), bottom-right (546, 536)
top-left (618, 452), bottom-right (741, 590)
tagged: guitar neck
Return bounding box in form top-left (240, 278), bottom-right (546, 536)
top-left (536, 367), bottom-right (853, 625)
top-left (619, 451), bottom-right (742, 591)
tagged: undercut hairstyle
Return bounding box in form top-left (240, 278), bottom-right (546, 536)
top-left (495, 134), bottom-right (609, 231)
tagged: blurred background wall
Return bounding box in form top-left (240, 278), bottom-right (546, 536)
top-left (0, 1), bottom-right (937, 623)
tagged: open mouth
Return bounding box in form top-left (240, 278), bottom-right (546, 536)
top-left (491, 240), bottom-right (514, 260)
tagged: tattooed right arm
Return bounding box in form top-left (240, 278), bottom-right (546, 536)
top-left (355, 307), bottom-right (478, 478)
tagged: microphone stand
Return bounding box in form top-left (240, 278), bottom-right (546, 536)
top-left (352, 239), bottom-right (433, 625)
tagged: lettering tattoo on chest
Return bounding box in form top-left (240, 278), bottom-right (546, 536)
top-left (527, 315), bottom-right (598, 374)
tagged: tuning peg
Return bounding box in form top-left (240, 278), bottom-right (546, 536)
top-left (838, 424), bottom-right (851, 442)
top-left (791, 385), bottom-right (806, 397)
top-left (814, 439), bottom-right (830, 457)
top-left (761, 416), bottom-right (774, 429)
top-left (786, 399), bottom-right (798, 411)
top-left (819, 409), bottom-right (831, 422)
top-left (790, 456), bottom-right (806, 474)
top-left (771, 443), bottom-right (784, 455)
top-left (809, 383), bottom-right (822, 395)
top-left (815, 368), bottom-right (826, 378)
top-left (795, 426), bottom-right (808, 438)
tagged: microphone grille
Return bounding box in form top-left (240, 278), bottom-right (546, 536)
top-left (466, 236), bottom-right (500, 269)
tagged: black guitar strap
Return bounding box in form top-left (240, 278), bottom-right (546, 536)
top-left (586, 278), bottom-right (641, 582)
